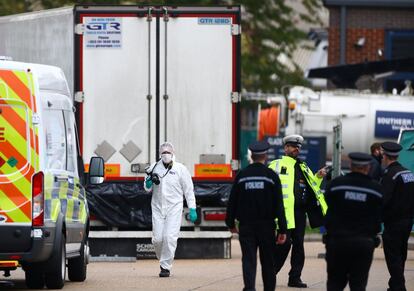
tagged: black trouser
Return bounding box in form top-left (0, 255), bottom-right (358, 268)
top-left (382, 219), bottom-right (413, 291)
top-left (325, 236), bottom-right (375, 291)
top-left (239, 221), bottom-right (276, 291)
top-left (274, 206), bottom-right (306, 281)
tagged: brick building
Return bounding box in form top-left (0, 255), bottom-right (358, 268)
top-left (323, 0), bottom-right (414, 90)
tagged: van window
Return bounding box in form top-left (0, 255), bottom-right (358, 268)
top-left (43, 110), bottom-right (66, 170)
top-left (63, 111), bottom-right (77, 174)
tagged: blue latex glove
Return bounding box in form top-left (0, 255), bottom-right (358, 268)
top-left (145, 176), bottom-right (153, 189)
top-left (189, 208), bottom-right (197, 223)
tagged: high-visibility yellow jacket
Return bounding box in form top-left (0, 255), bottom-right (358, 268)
top-left (268, 156), bottom-right (328, 229)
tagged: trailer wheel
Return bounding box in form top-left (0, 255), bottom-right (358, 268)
top-left (25, 267), bottom-right (45, 289)
top-left (45, 234), bottom-right (66, 289)
top-left (68, 239), bottom-right (88, 281)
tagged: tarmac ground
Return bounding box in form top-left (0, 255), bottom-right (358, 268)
top-left (1, 238), bottom-right (413, 290)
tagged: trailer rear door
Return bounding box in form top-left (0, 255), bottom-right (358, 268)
top-left (159, 8), bottom-right (239, 178)
top-left (76, 6), bottom-right (240, 180)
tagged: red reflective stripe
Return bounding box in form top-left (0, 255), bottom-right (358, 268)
top-left (204, 212), bottom-right (226, 221)
top-left (0, 100), bottom-right (39, 158)
top-left (0, 104), bottom-right (27, 143)
top-left (0, 140), bottom-right (28, 170)
top-left (0, 70), bottom-right (32, 109)
top-left (0, 180), bottom-right (31, 219)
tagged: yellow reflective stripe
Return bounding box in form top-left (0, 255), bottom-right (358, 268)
top-left (0, 115), bottom-right (29, 160)
top-left (299, 163), bottom-right (328, 215)
top-left (43, 174), bottom-right (54, 200)
top-left (0, 83), bottom-right (28, 107)
top-left (13, 70), bottom-right (30, 87)
top-left (0, 100), bottom-right (27, 122)
top-left (0, 190), bottom-right (30, 222)
top-left (13, 71), bottom-right (39, 169)
top-left (79, 206), bottom-right (87, 223)
top-left (13, 70), bottom-right (36, 110)
top-left (50, 199), bottom-right (60, 222)
top-left (2, 71), bottom-right (39, 163)
top-left (0, 100), bottom-right (38, 156)
top-left (72, 186), bottom-right (79, 199)
top-left (66, 198), bottom-right (74, 222)
top-left (0, 160), bottom-right (30, 200)
top-left (58, 182), bottom-right (68, 199)
top-left (269, 157), bottom-right (296, 229)
top-left (0, 80), bottom-right (9, 98)
top-left (0, 101), bottom-right (39, 167)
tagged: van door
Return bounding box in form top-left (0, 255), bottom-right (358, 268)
top-left (0, 100), bottom-right (33, 224)
top-left (43, 108), bottom-right (68, 226)
top-left (63, 109), bottom-right (86, 251)
top-left (0, 68), bottom-right (39, 252)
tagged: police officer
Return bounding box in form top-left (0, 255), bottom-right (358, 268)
top-left (368, 142), bottom-right (383, 181)
top-left (268, 134), bottom-right (328, 288)
top-left (380, 142), bottom-right (414, 291)
top-left (324, 152), bottom-right (383, 291)
top-left (226, 141), bottom-right (287, 291)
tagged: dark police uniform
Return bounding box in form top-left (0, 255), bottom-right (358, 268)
top-left (226, 141), bottom-right (287, 291)
top-left (368, 154), bottom-right (383, 181)
top-left (324, 153), bottom-right (383, 291)
top-left (380, 142), bottom-right (414, 291)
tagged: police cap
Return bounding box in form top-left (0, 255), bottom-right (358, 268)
top-left (348, 152), bottom-right (373, 166)
top-left (249, 140), bottom-right (270, 155)
top-left (283, 134), bottom-right (304, 148)
top-left (381, 141), bottom-right (402, 157)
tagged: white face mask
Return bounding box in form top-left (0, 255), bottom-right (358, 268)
top-left (161, 153), bottom-right (173, 164)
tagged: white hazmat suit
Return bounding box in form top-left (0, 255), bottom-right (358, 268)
top-left (144, 144), bottom-right (196, 272)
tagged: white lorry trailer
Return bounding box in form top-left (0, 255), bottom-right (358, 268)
top-left (0, 5), bottom-right (241, 259)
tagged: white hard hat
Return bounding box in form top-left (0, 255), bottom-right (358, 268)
top-left (283, 134), bottom-right (304, 147)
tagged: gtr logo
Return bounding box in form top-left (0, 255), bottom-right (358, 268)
top-left (0, 127), bottom-right (5, 142)
top-left (86, 22), bottom-right (121, 31)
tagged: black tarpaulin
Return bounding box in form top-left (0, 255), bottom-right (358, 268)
top-left (86, 181), bottom-right (232, 228)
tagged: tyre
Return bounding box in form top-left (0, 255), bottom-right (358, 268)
top-left (68, 240), bottom-right (88, 282)
top-left (45, 234), bottom-right (66, 289)
top-left (25, 267), bottom-right (45, 289)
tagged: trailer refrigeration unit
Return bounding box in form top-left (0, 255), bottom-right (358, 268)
top-left (0, 5), bottom-right (241, 259)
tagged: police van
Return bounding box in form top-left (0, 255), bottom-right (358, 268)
top-left (0, 59), bottom-right (104, 289)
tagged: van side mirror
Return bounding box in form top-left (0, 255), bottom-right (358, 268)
top-left (88, 157), bottom-right (105, 184)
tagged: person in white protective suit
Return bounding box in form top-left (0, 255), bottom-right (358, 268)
top-left (144, 142), bottom-right (198, 277)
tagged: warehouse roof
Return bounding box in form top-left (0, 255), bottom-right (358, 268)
top-left (307, 57), bottom-right (414, 88)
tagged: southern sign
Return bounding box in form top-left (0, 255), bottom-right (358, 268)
top-left (375, 111), bottom-right (414, 138)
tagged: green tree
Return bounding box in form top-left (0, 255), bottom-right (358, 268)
top-left (0, 0), bottom-right (323, 92)
top-left (240, 0), bottom-right (323, 92)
